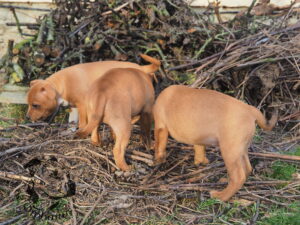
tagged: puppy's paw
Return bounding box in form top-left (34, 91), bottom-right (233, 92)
top-left (118, 163), bottom-right (133, 172)
top-left (76, 130), bottom-right (88, 138)
top-left (154, 157), bottom-right (166, 166)
top-left (91, 140), bottom-right (101, 146)
top-left (194, 156), bottom-right (209, 166)
top-left (210, 190), bottom-right (229, 202)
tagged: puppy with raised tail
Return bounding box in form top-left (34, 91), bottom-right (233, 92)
top-left (76, 68), bottom-right (155, 171)
top-left (153, 85), bottom-right (277, 201)
top-left (26, 54), bottom-right (160, 129)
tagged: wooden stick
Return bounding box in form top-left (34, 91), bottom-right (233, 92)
top-left (101, 1), bottom-right (131, 16)
top-left (81, 148), bottom-right (119, 170)
top-left (0, 139), bottom-right (60, 157)
top-left (132, 150), bottom-right (153, 159)
top-left (0, 171), bottom-right (42, 184)
top-left (195, 57), bottom-right (218, 73)
top-left (129, 154), bottom-right (154, 166)
top-left (249, 152), bottom-right (300, 161)
top-left (149, 155), bottom-right (191, 182)
top-left (274, 136), bottom-right (300, 145)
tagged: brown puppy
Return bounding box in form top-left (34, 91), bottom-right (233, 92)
top-left (26, 54), bottom-right (160, 128)
top-left (76, 68), bottom-right (155, 171)
top-left (153, 85), bottom-right (277, 201)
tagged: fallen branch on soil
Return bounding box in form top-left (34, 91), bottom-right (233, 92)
top-left (0, 171), bottom-right (42, 184)
top-left (249, 152), bottom-right (300, 161)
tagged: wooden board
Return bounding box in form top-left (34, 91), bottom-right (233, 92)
top-left (0, 84), bottom-right (28, 104)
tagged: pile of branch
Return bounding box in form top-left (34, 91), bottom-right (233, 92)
top-left (0, 0), bottom-right (217, 82)
top-left (188, 21), bottom-right (300, 123)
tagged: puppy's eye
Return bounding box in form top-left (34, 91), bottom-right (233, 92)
top-left (32, 104), bottom-right (40, 109)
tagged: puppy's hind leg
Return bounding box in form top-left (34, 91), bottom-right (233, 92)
top-left (110, 120), bottom-right (132, 171)
top-left (210, 144), bottom-right (248, 201)
top-left (154, 125), bottom-right (168, 165)
top-left (76, 114), bottom-right (100, 139)
top-left (76, 98), bottom-right (104, 142)
top-left (140, 112), bottom-right (152, 150)
top-left (243, 153), bottom-right (252, 176)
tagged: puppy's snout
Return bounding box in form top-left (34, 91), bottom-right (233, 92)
top-left (25, 113), bottom-right (30, 120)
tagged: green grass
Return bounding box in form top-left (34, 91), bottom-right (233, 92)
top-left (173, 72), bottom-right (196, 85)
top-left (252, 127), bottom-right (264, 143)
top-left (197, 198), bottom-right (220, 211)
top-left (0, 103), bottom-right (28, 128)
top-left (268, 147), bottom-right (300, 181)
top-left (286, 147), bottom-right (300, 157)
top-left (270, 161), bottom-right (297, 180)
top-left (1, 194), bottom-right (71, 224)
top-left (0, 103), bottom-right (68, 128)
top-left (258, 203), bottom-right (300, 225)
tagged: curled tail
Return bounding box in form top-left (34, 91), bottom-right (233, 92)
top-left (140, 54), bottom-right (161, 74)
top-left (251, 106), bottom-right (278, 131)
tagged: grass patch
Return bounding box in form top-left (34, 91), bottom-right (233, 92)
top-left (197, 198), bottom-right (220, 211)
top-left (286, 146), bottom-right (300, 157)
top-left (0, 103), bottom-right (69, 128)
top-left (0, 103), bottom-right (27, 128)
top-left (1, 197), bottom-right (71, 225)
top-left (261, 147), bottom-right (300, 181)
top-left (270, 161), bottom-right (297, 180)
top-left (253, 128), bottom-right (263, 143)
top-left (173, 72), bottom-right (196, 85)
top-left (258, 203), bottom-right (300, 225)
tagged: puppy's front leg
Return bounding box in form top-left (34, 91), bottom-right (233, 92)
top-left (77, 106), bottom-right (87, 129)
top-left (91, 127), bottom-right (101, 146)
top-left (154, 127), bottom-right (168, 165)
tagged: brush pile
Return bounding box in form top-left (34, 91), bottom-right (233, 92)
top-left (1, 0), bottom-right (213, 82)
top-left (0, 0), bottom-right (299, 124)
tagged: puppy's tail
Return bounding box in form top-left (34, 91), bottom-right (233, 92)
top-left (251, 107), bottom-right (278, 131)
top-left (140, 54), bottom-right (161, 74)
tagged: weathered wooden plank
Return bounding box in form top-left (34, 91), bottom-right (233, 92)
top-left (0, 84), bottom-right (28, 104)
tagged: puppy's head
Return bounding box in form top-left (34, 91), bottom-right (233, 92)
top-left (26, 80), bottom-right (58, 122)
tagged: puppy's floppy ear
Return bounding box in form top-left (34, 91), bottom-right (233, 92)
top-left (40, 83), bottom-right (57, 100)
top-left (30, 79), bottom-right (42, 87)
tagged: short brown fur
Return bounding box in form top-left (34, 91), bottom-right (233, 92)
top-left (76, 68), bottom-right (155, 171)
top-left (153, 85), bottom-right (277, 201)
top-left (26, 54), bottom-right (160, 129)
